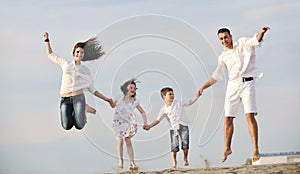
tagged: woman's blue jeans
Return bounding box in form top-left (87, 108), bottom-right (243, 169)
top-left (60, 94), bottom-right (86, 130)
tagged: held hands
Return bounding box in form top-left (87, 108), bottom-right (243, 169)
top-left (107, 98), bottom-right (115, 108)
top-left (198, 88), bottom-right (204, 96)
top-left (143, 124), bottom-right (151, 131)
top-left (197, 89), bottom-right (202, 97)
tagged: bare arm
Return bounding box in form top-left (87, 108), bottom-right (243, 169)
top-left (94, 91), bottom-right (115, 108)
top-left (256, 26), bottom-right (270, 42)
top-left (188, 91), bottom-right (201, 105)
top-left (43, 32), bottom-right (53, 55)
top-left (143, 119), bottom-right (160, 131)
top-left (136, 105), bottom-right (147, 125)
top-left (149, 120), bottom-right (160, 129)
top-left (198, 77), bottom-right (217, 95)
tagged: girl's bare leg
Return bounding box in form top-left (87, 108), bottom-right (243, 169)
top-left (125, 137), bottom-right (138, 170)
top-left (117, 139), bottom-right (124, 169)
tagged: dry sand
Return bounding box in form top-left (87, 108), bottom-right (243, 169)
top-left (114, 162), bottom-right (300, 174)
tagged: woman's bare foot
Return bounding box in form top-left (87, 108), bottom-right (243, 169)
top-left (85, 104), bottom-right (96, 114)
top-left (221, 149), bottom-right (232, 163)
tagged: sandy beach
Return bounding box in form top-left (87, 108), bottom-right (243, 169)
top-left (115, 162), bottom-right (300, 174)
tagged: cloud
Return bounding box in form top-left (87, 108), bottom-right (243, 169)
top-left (244, 1), bottom-right (300, 22)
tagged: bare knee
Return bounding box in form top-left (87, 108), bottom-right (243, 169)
top-left (224, 117), bottom-right (234, 125)
top-left (245, 113), bottom-right (257, 122)
top-left (118, 138), bottom-right (124, 144)
top-left (125, 137), bottom-right (132, 147)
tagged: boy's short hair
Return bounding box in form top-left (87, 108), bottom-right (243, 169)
top-left (160, 87), bottom-right (173, 99)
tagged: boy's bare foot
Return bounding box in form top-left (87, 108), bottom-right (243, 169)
top-left (221, 149), bottom-right (232, 163)
top-left (252, 151), bottom-right (260, 162)
top-left (184, 159), bottom-right (189, 166)
top-left (85, 105), bottom-right (96, 114)
top-left (118, 159), bottom-right (123, 169)
top-left (172, 160), bottom-right (177, 169)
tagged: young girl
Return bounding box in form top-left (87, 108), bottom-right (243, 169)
top-left (43, 32), bottom-right (114, 130)
top-left (111, 78), bottom-right (148, 170)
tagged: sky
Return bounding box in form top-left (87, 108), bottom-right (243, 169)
top-left (1, 0), bottom-right (300, 173)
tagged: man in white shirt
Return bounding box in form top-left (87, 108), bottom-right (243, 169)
top-left (198, 26), bottom-right (270, 163)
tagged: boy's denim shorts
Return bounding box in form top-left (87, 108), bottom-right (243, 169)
top-left (170, 124), bottom-right (189, 152)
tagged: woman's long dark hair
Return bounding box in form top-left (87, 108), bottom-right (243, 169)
top-left (72, 37), bottom-right (105, 61)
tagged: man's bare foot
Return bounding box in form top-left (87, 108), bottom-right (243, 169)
top-left (85, 105), bottom-right (96, 114)
top-left (118, 159), bottom-right (123, 169)
top-left (252, 152), bottom-right (260, 162)
top-left (221, 149), bottom-right (232, 163)
top-left (184, 159), bottom-right (189, 166)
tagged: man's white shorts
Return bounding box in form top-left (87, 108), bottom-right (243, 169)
top-left (224, 80), bottom-right (257, 117)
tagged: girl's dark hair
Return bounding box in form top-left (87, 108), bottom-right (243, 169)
top-left (217, 28), bottom-right (231, 36)
top-left (120, 78), bottom-right (139, 97)
top-left (72, 37), bottom-right (105, 61)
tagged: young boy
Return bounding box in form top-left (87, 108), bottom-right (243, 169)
top-left (143, 87), bottom-right (200, 169)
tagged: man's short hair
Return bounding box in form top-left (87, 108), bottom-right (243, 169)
top-left (217, 28), bottom-right (231, 35)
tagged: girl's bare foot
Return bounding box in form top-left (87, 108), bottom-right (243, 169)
top-left (118, 159), bottom-right (123, 169)
top-left (129, 162), bottom-right (139, 171)
top-left (221, 149), bottom-right (232, 163)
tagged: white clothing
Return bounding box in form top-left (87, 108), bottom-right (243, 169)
top-left (212, 34), bottom-right (262, 82)
top-left (48, 53), bottom-right (96, 95)
top-left (156, 99), bottom-right (192, 130)
top-left (211, 34), bottom-right (262, 116)
top-left (112, 94), bottom-right (140, 138)
top-left (225, 79), bottom-right (257, 116)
